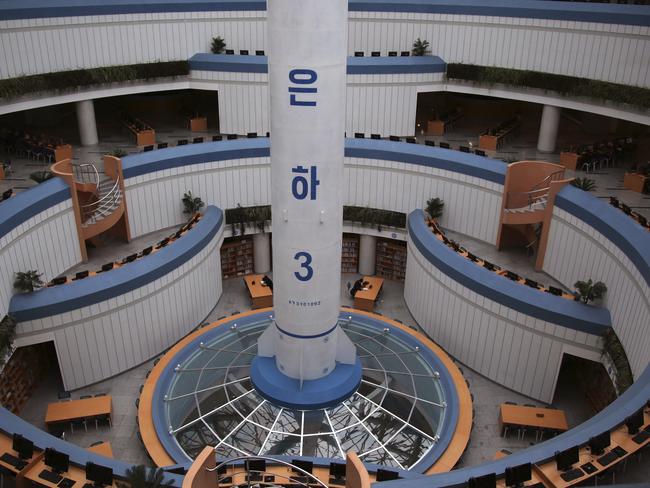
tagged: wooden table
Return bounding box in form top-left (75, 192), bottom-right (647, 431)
top-left (45, 396), bottom-right (112, 425)
top-left (353, 276), bottom-right (384, 312)
top-left (54, 144), bottom-right (73, 163)
top-left (244, 274), bottom-right (273, 309)
top-left (87, 441), bottom-right (113, 458)
top-left (499, 403), bottom-right (568, 434)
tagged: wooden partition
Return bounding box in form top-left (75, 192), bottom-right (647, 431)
top-left (346, 452), bottom-right (370, 488)
top-left (182, 447), bottom-right (216, 488)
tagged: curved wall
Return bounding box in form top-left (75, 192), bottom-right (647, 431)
top-left (0, 178), bottom-right (81, 319)
top-left (405, 210), bottom-right (607, 403)
top-left (122, 139), bottom-right (505, 244)
top-left (1, 2), bottom-right (649, 87)
top-left (9, 206), bottom-right (225, 390)
top-left (543, 186), bottom-right (650, 380)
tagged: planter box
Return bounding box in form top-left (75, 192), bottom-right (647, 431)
top-left (54, 144), bottom-right (72, 162)
top-left (479, 134), bottom-right (498, 151)
top-left (560, 151), bottom-right (579, 171)
top-left (623, 172), bottom-right (648, 193)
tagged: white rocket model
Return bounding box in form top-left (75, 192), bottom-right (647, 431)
top-left (257, 0), bottom-right (356, 382)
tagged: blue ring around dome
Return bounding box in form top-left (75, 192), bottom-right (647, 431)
top-left (151, 310), bottom-right (461, 473)
top-left (250, 356), bottom-right (363, 410)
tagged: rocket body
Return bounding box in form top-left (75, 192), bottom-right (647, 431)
top-left (259, 0), bottom-right (354, 380)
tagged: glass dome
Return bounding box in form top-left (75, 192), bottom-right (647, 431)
top-left (158, 312), bottom-right (457, 471)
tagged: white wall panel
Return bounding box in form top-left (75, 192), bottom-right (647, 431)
top-left (14, 226), bottom-right (224, 390)
top-left (543, 208), bottom-right (650, 379)
top-left (404, 237), bottom-right (601, 402)
top-left (0, 201), bottom-right (81, 318)
top-left (125, 156), bottom-right (503, 244)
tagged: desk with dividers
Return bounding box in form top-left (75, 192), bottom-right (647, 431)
top-left (353, 276), bottom-right (384, 312)
top-left (534, 408), bottom-right (650, 487)
top-left (243, 275), bottom-right (273, 309)
top-left (45, 397), bottom-right (112, 427)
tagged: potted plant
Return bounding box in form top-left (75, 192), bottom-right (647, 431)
top-left (425, 197), bottom-right (444, 220)
top-left (182, 191), bottom-right (205, 215)
top-left (574, 279), bottom-right (607, 304)
top-left (412, 38), bottom-right (430, 56)
top-left (124, 465), bottom-right (174, 488)
top-left (110, 148), bottom-right (128, 158)
top-left (570, 177), bottom-right (596, 192)
top-left (30, 170), bottom-right (54, 184)
top-left (211, 36), bottom-right (226, 54)
top-left (13, 270), bottom-right (44, 293)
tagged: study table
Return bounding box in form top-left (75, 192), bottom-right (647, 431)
top-left (353, 276), bottom-right (384, 312)
top-left (45, 397), bottom-right (112, 428)
top-left (534, 409), bottom-right (650, 487)
top-left (86, 442), bottom-right (113, 458)
top-left (243, 274), bottom-right (273, 309)
top-left (499, 404), bottom-right (568, 437)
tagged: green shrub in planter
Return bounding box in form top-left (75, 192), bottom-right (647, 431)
top-left (574, 279), bottom-right (607, 304)
top-left (412, 38), bottom-right (429, 56)
top-left (182, 191), bottom-right (205, 215)
top-left (13, 270), bottom-right (44, 293)
top-left (571, 178), bottom-right (596, 192)
top-left (425, 198), bottom-right (444, 220)
top-left (211, 36), bottom-right (226, 54)
top-left (30, 170), bottom-right (54, 184)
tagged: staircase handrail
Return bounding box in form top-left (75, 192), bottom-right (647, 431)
top-left (80, 176), bottom-right (121, 224)
top-left (71, 162), bottom-right (100, 191)
top-left (505, 169), bottom-right (565, 210)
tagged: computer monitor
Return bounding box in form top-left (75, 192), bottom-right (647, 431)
top-left (389, 135), bottom-right (400, 142)
top-left (555, 446), bottom-right (579, 471)
top-left (371, 134), bottom-right (381, 140)
top-left (12, 433), bottom-right (33, 459)
top-left (588, 430), bottom-right (611, 455)
top-left (467, 252), bottom-right (478, 262)
top-left (548, 286), bottom-right (563, 296)
top-left (86, 462), bottom-right (113, 487)
top-left (467, 473), bottom-right (496, 488)
top-left (625, 407), bottom-right (645, 434)
top-left (75, 270), bottom-right (89, 280)
top-left (245, 459), bottom-right (266, 473)
top-left (504, 463), bottom-right (531, 487)
top-left (157, 238), bottom-right (170, 248)
top-left (174, 230), bottom-right (183, 239)
top-left (292, 460), bottom-right (313, 473)
top-left (524, 278), bottom-right (538, 288)
top-left (425, 140), bottom-right (435, 147)
top-left (483, 261), bottom-right (496, 271)
top-left (141, 246), bottom-right (153, 256)
top-left (44, 448), bottom-right (70, 473)
top-left (450, 242), bottom-right (460, 252)
top-left (329, 462), bottom-right (346, 479)
top-left (101, 263), bottom-right (114, 272)
top-left (50, 276), bottom-right (68, 286)
top-left (375, 469), bottom-right (399, 481)
top-left (123, 253), bottom-right (138, 263)
top-left (621, 204), bottom-right (632, 215)
top-left (505, 271), bottom-right (520, 281)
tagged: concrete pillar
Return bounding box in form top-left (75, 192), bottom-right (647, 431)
top-left (76, 100), bottom-right (99, 146)
top-left (253, 232), bottom-right (271, 273)
top-left (537, 105), bottom-right (561, 153)
top-left (358, 234), bottom-right (377, 276)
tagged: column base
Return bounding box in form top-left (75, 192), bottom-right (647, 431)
top-left (250, 356), bottom-right (362, 409)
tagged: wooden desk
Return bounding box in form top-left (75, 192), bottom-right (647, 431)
top-left (500, 404), bottom-right (568, 433)
top-left (353, 276), bottom-right (384, 312)
top-left (534, 412), bottom-right (650, 487)
top-left (24, 456), bottom-right (117, 488)
top-left (45, 397), bottom-right (112, 426)
top-left (86, 442), bottom-right (113, 458)
top-left (479, 134), bottom-right (499, 151)
top-left (243, 275), bottom-right (273, 309)
top-left (0, 434), bottom-right (41, 477)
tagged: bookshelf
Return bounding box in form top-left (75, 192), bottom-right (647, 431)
top-left (375, 238), bottom-right (407, 282)
top-left (341, 233), bottom-right (360, 273)
top-left (0, 343), bottom-right (51, 414)
top-left (221, 236), bottom-right (254, 279)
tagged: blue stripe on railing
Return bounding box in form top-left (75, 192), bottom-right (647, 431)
top-left (0, 177), bottom-right (70, 240)
top-left (1, 0), bottom-right (649, 26)
top-left (189, 53), bottom-right (447, 75)
top-left (408, 209), bottom-right (612, 335)
top-left (8, 205), bottom-right (223, 322)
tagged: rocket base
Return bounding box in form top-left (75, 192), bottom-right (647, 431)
top-left (250, 356), bottom-right (362, 409)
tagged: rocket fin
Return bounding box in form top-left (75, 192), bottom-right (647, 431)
top-left (257, 323), bottom-right (276, 357)
top-left (335, 327), bottom-right (356, 365)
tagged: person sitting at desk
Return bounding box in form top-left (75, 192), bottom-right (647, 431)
top-left (349, 278), bottom-right (369, 297)
top-left (261, 275), bottom-right (273, 290)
